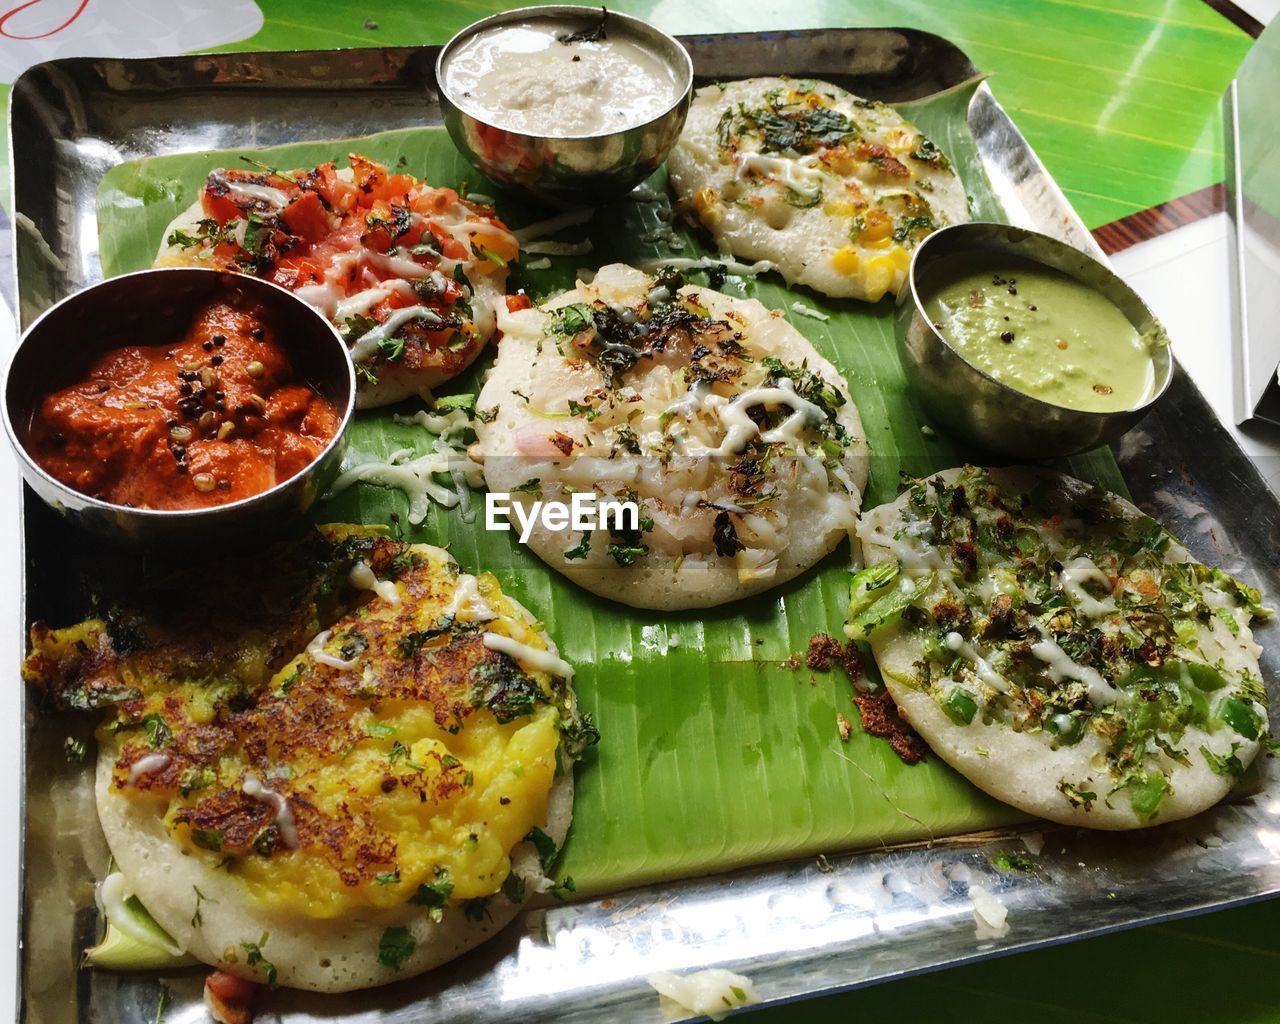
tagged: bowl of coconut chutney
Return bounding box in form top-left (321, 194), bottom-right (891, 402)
top-left (436, 5), bottom-right (693, 205)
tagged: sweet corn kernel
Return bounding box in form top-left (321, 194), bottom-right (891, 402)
top-left (859, 209), bottom-right (893, 244)
top-left (864, 255), bottom-right (897, 299)
top-left (824, 199), bottom-right (856, 217)
top-left (831, 246), bottom-right (862, 276)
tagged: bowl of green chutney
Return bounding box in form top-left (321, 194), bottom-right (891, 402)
top-left (897, 223), bottom-right (1172, 458)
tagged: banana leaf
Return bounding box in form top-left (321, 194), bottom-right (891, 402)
top-left (95, 82), bottom-right (1123, 895)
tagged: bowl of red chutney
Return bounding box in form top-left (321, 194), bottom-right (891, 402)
top-left (3, 268), bottom-right (355, 546)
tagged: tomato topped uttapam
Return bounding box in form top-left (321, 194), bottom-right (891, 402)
top-left (156, 154), bottom-right (519, 407)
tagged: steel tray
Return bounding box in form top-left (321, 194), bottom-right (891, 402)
top-left (9, 27), bottom-right (1280, 1024)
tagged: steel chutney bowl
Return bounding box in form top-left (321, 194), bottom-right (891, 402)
top-left (896, 223), bottom-right (1173, 459)
top-left (436, 5), bottom-right (694, 207)
top-left (2, 268), bottom-right (356, 548)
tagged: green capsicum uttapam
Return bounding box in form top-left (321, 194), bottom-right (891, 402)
top-left (847, 465), bottom-right (1272, 829)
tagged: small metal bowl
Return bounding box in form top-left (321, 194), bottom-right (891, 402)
top-left (2, 268), bottom-right (356, 547)
top-left (436, 5), bottom-right (694, 206)
top-left (896, 223), bottom-right (1173, 458)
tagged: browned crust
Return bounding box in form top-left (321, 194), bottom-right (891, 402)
top-left (25, 532), bottom-right (555, 888)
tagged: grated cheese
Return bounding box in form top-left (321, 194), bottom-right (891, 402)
top-left (791, 301), bottom-right (830, 322)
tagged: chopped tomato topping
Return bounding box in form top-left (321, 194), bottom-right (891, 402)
top-left (204, 970), bottom-right (260, 1024)
top-left (279, 191), bottom-right (330, 244)
top-left (171, 153), bottom-right (519, 385)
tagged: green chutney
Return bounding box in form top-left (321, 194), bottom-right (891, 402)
top-left (922, 256), bottom-right (1166, 413)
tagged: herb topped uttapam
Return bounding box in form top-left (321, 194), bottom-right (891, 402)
top-left (848, 466), bottom-right (1272, 829)
top-left (23, 527), bottom-right (592, 993)
top-left (474, 263), bottom-right (869, 609)
top-left (668, 77), bottom-right (969, 302)
top-left (155, 154), bottom-right (519, 408)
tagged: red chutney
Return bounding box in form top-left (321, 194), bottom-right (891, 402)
top-left (27, 300), bottom-right (341, 510)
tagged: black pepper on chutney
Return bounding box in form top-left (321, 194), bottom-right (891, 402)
top-left (26, 299), bottom-right (341, 510)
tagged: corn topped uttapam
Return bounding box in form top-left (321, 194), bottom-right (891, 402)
top-left (474, 263), bottom-right (869, 609)
top-left (156, 154), bottom-right (519, 408)
top-left (23, 527), bottom-right (591, 993)
top-left (668, 77), bottom-right (969, 302)
top-left (848, 466), bottom-right (1272, 829)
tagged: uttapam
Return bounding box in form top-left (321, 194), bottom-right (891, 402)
top-left (156, 154), bottom-right (518, 408)
top-left (668, 77), bottom-right (970, 302)
top-left (474, 263), bottom-right (869, 609)
top-left (23, 527), bottom-right (591, 992)
top-left (848, 466), bottom-right (1272, 829)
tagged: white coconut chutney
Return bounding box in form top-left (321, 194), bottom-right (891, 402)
top-left (443, 17), bottom-right (683, 137)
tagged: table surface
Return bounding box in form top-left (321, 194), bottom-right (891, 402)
top-left (0, 1), bottom-right (1277, 1021)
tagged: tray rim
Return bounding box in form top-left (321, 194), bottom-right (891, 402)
top-left (7, 28), bottom-right (1280, 1024)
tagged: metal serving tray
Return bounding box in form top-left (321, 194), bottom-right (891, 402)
top-left (10, 28), bottom-right (1280, 1024)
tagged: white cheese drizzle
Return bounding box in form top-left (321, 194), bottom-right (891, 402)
top-left (361, 247), bottom-right (437, 280)
top-left (348, 305), bottom-right (444, 363)
top-left (791, 301), bottom-right (831, 322)
top-left (212, 174), bottom-right (290, 211)
top-left (733, 151), bottom-right (826, 199)
top-left (349, 561), bottom-right (401, 606)
top-left (242, 774), bottom-right (299, 847)
top-left (1058, 556), bottom-right (1118, 618)
top-left (393, 407), bottom-right (474, 442)
top-left (684, 378), bottom-right (827, 457)
top-left (306, 629), bottom-right (359, 670)
top-left (482, 632), bottom-right (574, 680)
top-left (124, 747), bottom-right (171, 788)
top-left (446, 574), bottom-right (497, 623)
top-left (293, 281), bottom-right (343, 318)
top-left (1028, 623), bottom-right (1118, 706)
top-left (945, 631), bottom-right (1012, 693)
top-left (334, 284), bottom-right (395, 322)
top-left (860, 519), bottom-right (966, 599)
top-left (126, 752), bottom-right (171, 786)
top-left (665, 380), bottom-right (711, 420)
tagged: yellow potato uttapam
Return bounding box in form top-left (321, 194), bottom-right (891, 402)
top-left (24, 527), bottom-right (592, 993)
